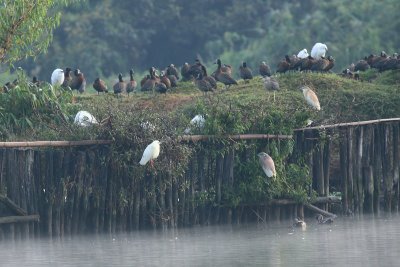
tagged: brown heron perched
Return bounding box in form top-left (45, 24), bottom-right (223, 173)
top-left (300, 86), bottom-right (321, 111)
top-left (257, 152), bottom-right (276, 178)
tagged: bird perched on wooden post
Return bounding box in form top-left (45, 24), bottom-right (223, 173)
top-left (311, 42), bottom-right (328, 60)
top-left (93, 78), bottom-right (108, 94)
top-left (239, 62), bottom-right (253, 82)
top-left (257, 152), bottom-right (276, 178)
top-left (300, 86), bottom-right (321, 111)
top-left (139, 140), bottom-right (161, 167)
top-left (126, 69), bottom-right (137, 95)
top-left (113, 73), bottom-right (126, 97)
top-left (259, 61), bottom-right (271, 77)
top-left (51, 68), bottom-right (64, 86)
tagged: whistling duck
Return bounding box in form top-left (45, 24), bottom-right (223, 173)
top-left (259, 61), bottom-right (271, 77)
top-left (113, 73), bottom-right (126, 96)
top-left (214, 59), bottom-right (237, 89)
top-left (201, 65), bottom-right (217, 90)
top-left (195, 73), bottom-right (214, 95)
top-left (71, 69), bottom-right (86, 93)
top-left (126, 69), bottom-right (137, 95)
top-left (62, 67), bottom-right (72, 88)
top-left (166, 64), bottom-right (180, 80)
top-left (181, 62), bottom-right (192, 81)
top-left (354, 59), bottom-right (370, 72)
top-left (160, 71), bottom-right (171, 88)
top-left (239, 62), bottom-right (253, 81)
top-left (93, 78), bottom-right (108, 94)
top-left (141, 67), bottom-right (157, 92)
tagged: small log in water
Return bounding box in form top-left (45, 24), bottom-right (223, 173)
top-left (0, 194), bottom-right (27, 215)
top-left (305, 204), bottom-right (336, 218)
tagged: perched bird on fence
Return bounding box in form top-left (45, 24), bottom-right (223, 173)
top-left (139, 140), bottom-right (161, 167)
top-left (297, 48), bottom-right (309, 59)
top-left (311, 42), bottom-right (328, 59)
top-left (316, 214), bottom-right (335, 224)
top-left (259, 61), bottom-right (271, 77)
top-left (293, 218), bottom-right (307, 231)
top-left (257, 152), bottom-right (276, 178)
top-left (184, 114), bottom-right (206, 134)
top-left (113, 73), bottom-right (126, 96)
top-left (93, 78), bottom-right (108, 94)
top-left (126, 69), bottom-right (137, 95)
top-left (300, 86), bottom-right (321, 111)
top-left (239, 62), bottom-right (253, 81)
top-left (71, 69), bottom-right (86, 93)
top-left (74, 110), bottom-right (99, 127)
top-left (51, 68), bottom-right (64, 86)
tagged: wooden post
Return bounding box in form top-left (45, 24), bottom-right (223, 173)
top-left (339, 129), bottom-right (349, 214)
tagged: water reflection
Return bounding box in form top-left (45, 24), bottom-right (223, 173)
top-left (1, 214), bottom-right (400, 266)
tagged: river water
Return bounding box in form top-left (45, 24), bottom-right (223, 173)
top-left (1, 213), bottom-right (399, 266)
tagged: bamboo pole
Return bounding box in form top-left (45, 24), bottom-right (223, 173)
top-left (305, 204), bottom-right (337, 218)
top-left (0, 215), bottom-right (40, 224)
top-left (296, 117), bottom-right (400, 131)
top-left (179, 134), bottom-right (293, 142)
top-left (0, 140), bottom-right (112, 148)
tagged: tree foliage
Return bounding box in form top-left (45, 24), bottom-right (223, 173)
top-left (16, 0), bottom-right (400, 83)
top-left (0, 0), bottom-right (74, 65)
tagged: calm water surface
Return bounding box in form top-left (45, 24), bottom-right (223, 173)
top-left (1, 214), bottom-right (400, 266)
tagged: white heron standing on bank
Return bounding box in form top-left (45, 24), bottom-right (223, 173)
top-left (310, 43), bottom-right (328, 60)
top-left (139, 140), bottom-right (161, 167)
top-left (297, 49), bottom-right (309, 59)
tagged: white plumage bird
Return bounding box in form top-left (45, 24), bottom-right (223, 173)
top-left (74, 111), bottom-right (99, 127)
top-left (257, 152), bottom-right (276, 178)
top-left (51, 68), bottom-right (65, 86)
top-left (297, 48), bottom-right (309, 59)
top-left (300, 86), bottom-right (321, 111)
top-left (310, 43), bottom-right (328, 60)
top-left (184, 114), bottom-right (205, 134)
top-left (139, 140), bottom-right (161, 166)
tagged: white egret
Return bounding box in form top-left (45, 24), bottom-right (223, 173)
top-left (293, 218), bottom-right (307, 231)
top-left (310, 43), bottom-right (328, 60)
top-left (184, 115), bottom-right (205, 134)
top-left (297, 48), bottom-right (309, 59)
top-left (51, 68), bottom-right (65, 86)
top-left (139, 140), bottom-right (161, 167)
top-left (74, 111), bottom-right (99, 127)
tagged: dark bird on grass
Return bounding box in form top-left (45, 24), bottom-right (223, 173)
top-left (316, 214), bottom-right (335, 224)
top-left (211, 59), bottom-right (232, 78)
top-left (2, 79), bottom-right (18, 93)
top-left (168, 74), bottom-right (178, 87)
top-left (276, 55), bottom-right (291, 73)
top-left (141, 74), bottom-right (150, 87)
top-left (201, 65), bottom-right (217, 90)
top-left (62, 67), bottom-right (72, 88)
top-left (195, 73), bottom-right (214, 95)
top-left (293, 55), bottom-right (317, 72)
top-left (92, 78), bottom-right (108, 94)
top-left (263, 77), bottom-right (279, 91)
top-left (160, 71), bottom-right (171, 89)
top-left (166, 64), bottom-right (179, 80)
top-left (324, 56), bottom-right (335, 72)
top-left (71, 69), bottom-right (86, 93)
top-left (126, 69), bottom-right (137, 95)
top-left (310, 56), bottom-right (329, 72)
top-left (354, 59), bottom-right (370, 72)
top-left (32, 76), bottom-right (43, 88)
top-left (379, 53), bottom-right (399, 72)
top-left (369, 51), bottom-right (388, 69)
top-left (239, 62), bottom-right (253, 81)
top-left (181, 62), bottom-right (192, 81)
top-left (155, 82), bottom-right (168, 94)
top-left (259, 61), bottom-right (271, 77)
top-left (113, 73), bottom-right (126, 96)
top-left (214, 59), bottom-right (237, 89)
top-left (142, 67), bottom-right (157, 92)
top-left (188, 58), bottom-right (204, 78)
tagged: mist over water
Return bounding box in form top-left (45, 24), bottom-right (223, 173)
top-left (1, 214), bottom-right (400, 267)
